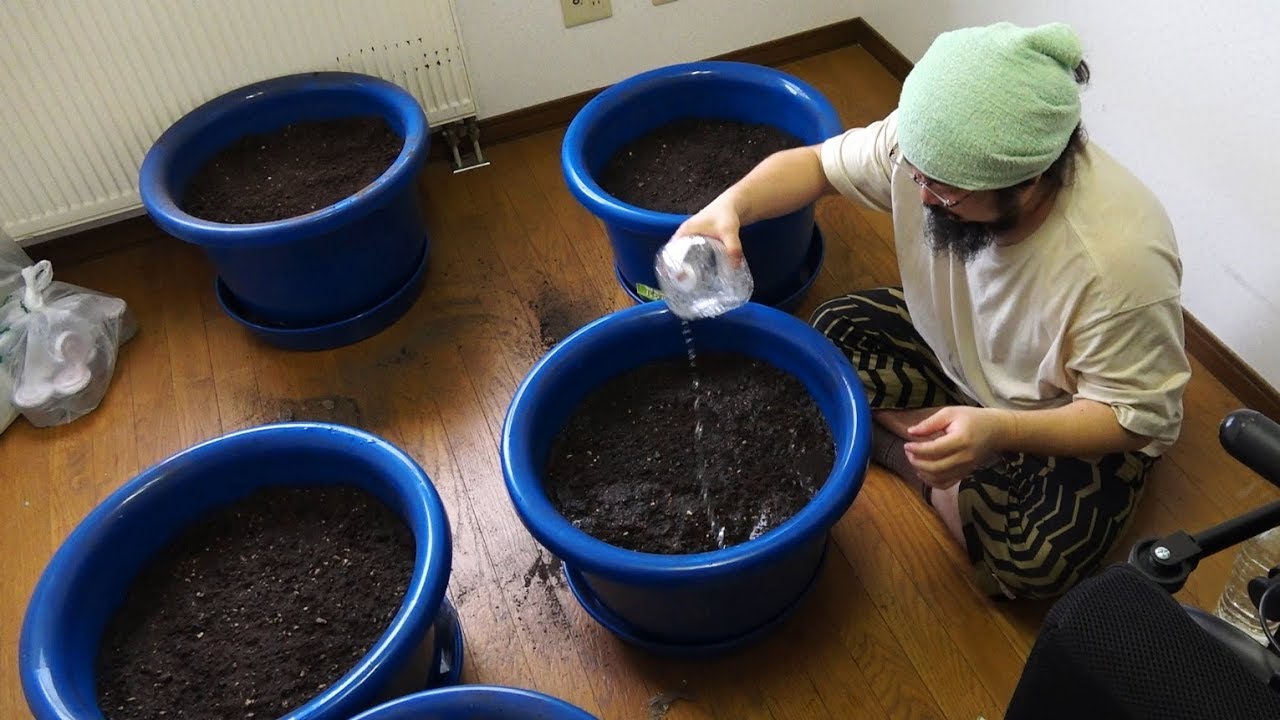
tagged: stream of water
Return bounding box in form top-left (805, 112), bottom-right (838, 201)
top-left (681, 319), bottom-right (724, 548)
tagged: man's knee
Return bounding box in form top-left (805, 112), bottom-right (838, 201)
top-left (976, 539), bottom-right (1115, 601)
top-left (808, 293), bottom-right (856, 331)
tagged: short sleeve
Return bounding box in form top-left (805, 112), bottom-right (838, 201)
top-left (1066, 297), bottom-right (1192, 455)
top-left (819, 110), bottom-right (899, 213)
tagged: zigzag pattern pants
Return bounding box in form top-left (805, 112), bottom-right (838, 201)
top-left (811, 287), bottom-right (1153, 600)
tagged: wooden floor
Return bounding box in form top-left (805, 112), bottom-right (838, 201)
top-left (3, 44), bottom-right (1277, 720)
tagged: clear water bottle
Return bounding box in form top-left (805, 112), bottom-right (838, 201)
top-left (654, 234), bottom-right (753, 320)
top-left (1214, 526), bottom-right (1280, 645)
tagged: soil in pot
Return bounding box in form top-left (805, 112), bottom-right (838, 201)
top-left (543, 351), bottom-right (835, 554)
top-left (180, 116), bottom-right (403, 224)
top-left (95, 484), bottom-right (416, 720)
top-left (596, 119), bottom-right (804, 215)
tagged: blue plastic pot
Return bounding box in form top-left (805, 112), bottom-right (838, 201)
top-left (19, 423), bottom-right (462, 720)
top-left (562, 61), bottom-right (843, 307)
top-left (349, 686), bottom-right (598, 720)
top-left (139, 72), bottom-right (430, 336)
top-left (501, 302), bottom-right (872, 654)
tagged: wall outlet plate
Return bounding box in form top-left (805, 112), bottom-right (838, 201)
top-left (561, 0), bottom-right (612, 28)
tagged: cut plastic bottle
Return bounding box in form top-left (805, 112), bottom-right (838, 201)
top-left (1215, 526), bottom-right (1280, 645)
top-left (654, 234), bottom-right (753, 320)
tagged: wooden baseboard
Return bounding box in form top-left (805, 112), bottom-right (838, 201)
top-left (430, 18), bottom-right (864, 157)
top-left (850, 18), bottom-right (914, 82)
top-left (25, 215), bottom-right (165, 268)
top-left (1184, 311), bottom-right (1280, 422)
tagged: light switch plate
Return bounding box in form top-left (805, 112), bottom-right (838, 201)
top-left (561, 0), bottom-right (612, 28)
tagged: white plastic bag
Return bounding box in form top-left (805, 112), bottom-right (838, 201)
top-left (0, 233), bottom-right (30, 433)
top-left (0, 258), bottom-right (136, 428)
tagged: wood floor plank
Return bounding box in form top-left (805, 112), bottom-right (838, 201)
top-left (351, 158), bottom-right (544, 693)
top-left (503, 134), bottom-right (624, 314)
top-left (516, 129), bottom-right (636, 311)
top-left (0, 424), bottom-right (52, 718)
top-left (816, 193), bottom-right (901, 288)
top-left (834, 503), bottom-right (1004, 720)
top-left (432, 338), bottom-right (608, 717)
top-left (780, 550), bottom-right (899, 720)
top-left (456, 152), bottom-right (595, 363)
top-left (157, 243), bottom-right (222, 448)
top-left (820, 542), bottom-right (949, 720)
top-left (125, 242), bottom-right (186, 471)
top-left (406, 163), bottom-right (628, 712)
top-left (399, 390), bottom-right (540, 690)
top-left (1174, 355), bottom-right (1280, 517)
top-left (849, 468), bottom-right (1028, 704)
top-left (202, 294), bottom-right (268, 433)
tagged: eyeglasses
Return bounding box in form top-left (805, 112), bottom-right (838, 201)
top-left (891, 147), bottom-right (972, 208)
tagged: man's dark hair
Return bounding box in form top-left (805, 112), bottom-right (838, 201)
top-left (994, 60), bottom-right (1091, 203)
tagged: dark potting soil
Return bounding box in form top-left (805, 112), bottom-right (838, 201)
top-left (95, 485), bottom-right (416, 720)
top-left (180, 116), bottom-right (403, 224)
top-left (596, 118), bottom-right (805, 215)
top-left (543, 351), bottom-right (835, 554)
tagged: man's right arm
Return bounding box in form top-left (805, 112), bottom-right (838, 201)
top-left (675, 145), bottom-right (834, 262)
top-left (720, 144), bottom-right (838, 227)
top-left (676, 111), bottom-right (899, 263)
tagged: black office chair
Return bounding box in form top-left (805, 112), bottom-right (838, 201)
top-left (1006, 410), bottom-right (1280, 720)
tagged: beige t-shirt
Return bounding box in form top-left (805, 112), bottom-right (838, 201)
top-left (819, 110), bottom-right (1191, 457)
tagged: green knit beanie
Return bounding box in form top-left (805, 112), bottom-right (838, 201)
top-left (898, 22), bottom-right (1084, 191)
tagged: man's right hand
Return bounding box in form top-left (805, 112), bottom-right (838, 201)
top-left (675, 197), bottom-right (745, 266)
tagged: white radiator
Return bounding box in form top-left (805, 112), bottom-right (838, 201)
top-left (0, 1), bottom-right (478, 243)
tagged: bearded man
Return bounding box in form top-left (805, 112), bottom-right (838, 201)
top-left (675, 22), bottom-right (1191, 600)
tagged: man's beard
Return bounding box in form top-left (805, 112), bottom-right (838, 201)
top-left (923, 194), bottom-right (1022, 263)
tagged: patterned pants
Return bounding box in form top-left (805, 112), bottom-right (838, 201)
top-left (811, 287), bottom-right (1153, 600)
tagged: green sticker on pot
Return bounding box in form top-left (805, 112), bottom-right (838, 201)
top-left (636, 282), bottom-right (663, 301)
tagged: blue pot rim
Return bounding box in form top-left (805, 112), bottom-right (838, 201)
top-left (138, 71), bottom-right (429, 248)
top-left (500, 301), bottom-right (872, 582)
top-left (347, 685), bottom-right (598, 720)
top-left (561, 60), bottom-right (844, 232)
top-left (18, 422), bottom-right (452, 720)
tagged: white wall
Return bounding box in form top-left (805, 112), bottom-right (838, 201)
top-left (862, 0), bottom-right (1280, 392)
top-left (452, 0), bottom-right (860, 119)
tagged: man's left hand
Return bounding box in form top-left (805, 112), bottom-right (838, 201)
top-left (902, 406), bottom-right (1013, 488)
